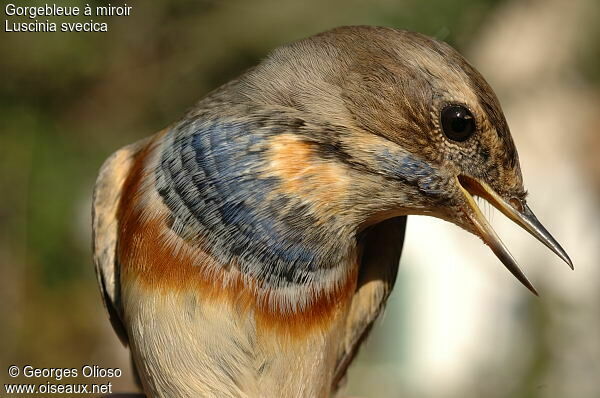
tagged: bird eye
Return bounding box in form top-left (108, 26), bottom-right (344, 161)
top-left (440, 105), bottom-right (476, 142)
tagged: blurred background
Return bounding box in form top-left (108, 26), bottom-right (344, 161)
top-left (1, 0), bottom-right (599, 397)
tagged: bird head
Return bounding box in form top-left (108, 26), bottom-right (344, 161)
top-left (242, 26), bottom-right (572, 294)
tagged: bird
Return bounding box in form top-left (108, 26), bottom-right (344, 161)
top-left (92, 26), bottom-right (573, 398)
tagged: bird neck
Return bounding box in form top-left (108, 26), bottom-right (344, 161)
top-left (151, 116), bottom-right (365, 311)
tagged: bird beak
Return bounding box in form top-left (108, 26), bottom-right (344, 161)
top-left (456, 175), bottom-right (573, 295)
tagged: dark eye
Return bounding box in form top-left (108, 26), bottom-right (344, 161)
top-left (440, 105), bottom-right (476, 142)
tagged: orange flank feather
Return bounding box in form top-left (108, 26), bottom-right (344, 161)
top-left (266, 134), bottom-right (350, 211)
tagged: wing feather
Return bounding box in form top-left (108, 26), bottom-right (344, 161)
top-left (92, 138), bottom-right (150, 345)
top-left (333, 216), bottom-right (407, 388)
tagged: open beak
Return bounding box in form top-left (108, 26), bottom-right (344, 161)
top-left (456, 175), bottom-right (573, 295)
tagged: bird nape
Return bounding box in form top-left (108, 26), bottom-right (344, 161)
top-left (92, 26), bottom-right (572, 398)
